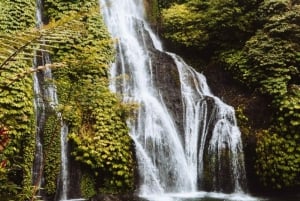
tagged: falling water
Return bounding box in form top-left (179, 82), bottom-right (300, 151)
top-left (33, 0), bottom-right (69, 200)
top-left (100, 0), bottom-right (247, 199)
top-left (172, 55), bottom-right (247, 192)
top-left (59, 122), bottom-right (69, 201)
top-left (32, 0), bottom-right (47, 195)
top-left (32, 61), bottom-right (45, 198)
top-left (100, 0), bottom-right (194, 195)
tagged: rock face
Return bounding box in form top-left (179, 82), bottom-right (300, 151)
top-left (202, 63), bottom-right (273, 192)
top-left (140, 22), bottom-right (185, 137)
top-left (150, 50), bottom-right (184, 135)
top-left (62, 18), bottom-right (248, 200)
top-left (133, 22), bottom-right (247, 193)
top-left (67, 157), bottom-right (83, 199)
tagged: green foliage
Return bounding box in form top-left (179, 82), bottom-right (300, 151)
top-left (44, 0), bottom-right (95, 21)
top-left (0, 1), bottom-right (108, 199)
top-left (68, 91), bottom-right (136, 192)
top-left (144, 0), bottom-right (160, 24)
top-left (235, 106), bottom-right (252, 139)
top-left (0, 1), bottom-right (36, 199)
top-left (0, 58), bottom-right (36, 200)
top-left (221, 2), bottom-right (300, 162)
top-left (161, 0), bottom-right (300, 191)
top-left (274, 86), bottom-right (300, 134)
top-left (0, 11), bottom-right (92, 71)
top-left (222, 31), bottom-right (297, 96)
top-left (44, 0), bottom-right (136, 193)
top-left (162, 3), bottom-right (207, 47)
top-left (0, 4), bottom-right (108, 199)
top-left (20, 123), bottom-right (36, 201)
top-left (0, 0), bottom-right (136, 198)
top-left (257, 0), bottom-right (290, 23)
top-left (43, 112), bottom-right (61, 194)
top-left (0, 0), bottom-right (36, 33)
top-left (157, 0), bottom-right (187, 9)
top-left (80, 173), bottom-right (97, 198)
top-left (255, 130), bottom-right (300, 189)
top-left (220, 1), bottom-right (300, 190)
top-left (162, 0), bottom-right (259, 50)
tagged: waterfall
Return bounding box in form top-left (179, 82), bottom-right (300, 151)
top-left (32, 0), bottom-right (47, 196)
top-left (100, 0), bottom-right (247, 199)
top-left (33, 0), bottom-right (69, 200)
top-left (171, 55), bottom-right (247, 192)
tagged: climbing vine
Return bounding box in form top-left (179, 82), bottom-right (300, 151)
top-left (0, 0), bottom-right (36, 200)
top-left (80, 173), bottom-right (97, 198)
top-left (0, 0), bottom-right (133, 199)
top-left (43, 112), bottom-right (61, 194)
top-left (221, 3), bottom-right (300, 189)
top-left (44, 0), bottom-right (136, 195)
top-left (255, 130), bottom-right (300, 189)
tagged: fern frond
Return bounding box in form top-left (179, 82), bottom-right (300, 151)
top-left (0, 62), bottom-right (66, 92)
top-left (0, 9), bottom-right (92, 69)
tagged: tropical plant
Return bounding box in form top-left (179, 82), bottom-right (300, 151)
top-left (161, 0), bottom-right (260, 51)
top-left (43, 0), bottom-right (136, 194)
top-left (160, 0), bottom-right (300, 191)
top-left (255, 130), bottom-right (300, 189)
top-left (0, 7), bottom-right (101, 200)
top-left (0, 11), bottom-right (89, 72)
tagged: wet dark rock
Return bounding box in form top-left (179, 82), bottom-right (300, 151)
top-left (202, 62), bottom-right (274, 193)
top-left (67, 155), bottom-right (83, 199)
top-left (139, 22), bottom-right (184, 136)
top-left (150, 50), bottom-right (184, 135)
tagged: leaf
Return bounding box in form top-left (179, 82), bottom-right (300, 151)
top-left (0, 9), bottom-right (93, 70)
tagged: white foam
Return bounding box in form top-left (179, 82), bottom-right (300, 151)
top-left (142, 191), bottom-right (262, 201)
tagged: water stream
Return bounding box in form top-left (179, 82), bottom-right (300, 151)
top-left (100, 0), bottom-right (248, 200)
top-left (33, 0), bottom-right (69, 200)
top-left (32, 0), bottom-right (48, 196)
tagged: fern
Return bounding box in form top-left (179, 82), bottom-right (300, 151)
top-left (0, 10), bottom-right (92, 71)
top-left (0, 10), bottom-right (101, 90)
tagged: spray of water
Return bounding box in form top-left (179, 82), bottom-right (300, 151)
top-left (100, 0), bottom-right (247, 199)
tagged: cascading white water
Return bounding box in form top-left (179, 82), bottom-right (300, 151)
top-left (100, 0), bottom-right (247, 199)
top-left (32, 60), bottom-right (44, 198)
top-left (33, 1), bottom-right (69, 200)
top-left (59, 122), bottom-right (69, 201)
top-left (32, 0), bottom-right (47, 195)
top-left (100, 0), bottom-right (194, 195)
top-left (171, 55), bottom-right (247, 192)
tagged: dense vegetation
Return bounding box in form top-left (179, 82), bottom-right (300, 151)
top-left (0, 0), bottom-right (36, 200)
top-left (0, 0), bottom-right (135, 200)
top-left (0, 0), bottom-right (299, 199)
top-left (44, 0), bottom-right (135, 197)
top-left (160, 0), bottom-right (300, 192)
